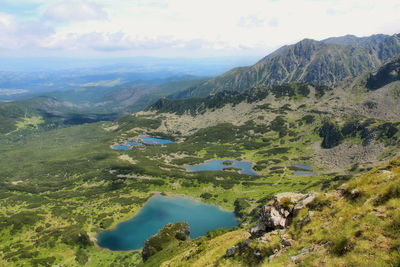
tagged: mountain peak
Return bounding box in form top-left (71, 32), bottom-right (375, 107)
top-left (171, 33), bottom-right (400, 98)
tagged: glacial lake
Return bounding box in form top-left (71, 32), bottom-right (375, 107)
top-left (291, 164), bottom-right (317, 176)
top-left (139, 136), bottom-right (174, 145)
top-left (96, 195), bottom-right (238, 251)
top-left (112, 145), bottom-right (130, 151)
top-left (185, 159), bottom-right (258, 176)
top-left (126, 141), bottom-right (142, 146)
top-left (112, 136), bottom-right (173, 150)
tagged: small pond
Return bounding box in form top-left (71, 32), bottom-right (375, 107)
top-left (96, 195), bottom-right (238, 251)
top-left (139, 136), bottom-right (174, 145)
top-left (112, 145), bottom-right (130, 151)
top-left (185, 159), bottom-right (258, 176)
top-left (291, 163), bottom-right (316, 176)
top-left (112, 136), bottom-right (173, 150)
top-left (126, 141), bottom-right (142, 146)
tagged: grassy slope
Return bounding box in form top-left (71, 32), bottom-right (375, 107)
top-left (142, 157), bottom-right (400, 266)
top-left (0, 82), bottom-right (399, 266)
top-left (0, 111), bottom-right (334, 266)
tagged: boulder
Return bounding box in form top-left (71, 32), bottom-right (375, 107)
top-left (250, 192), bottom-right (315, 237)
top-left (294, 192), bottom-right (316, 211)
top-left (226, 246), bottom-right (239, 257)
top-left (225, 239), bottom-right (251, 257)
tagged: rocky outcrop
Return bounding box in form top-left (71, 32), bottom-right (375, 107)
top-left (225, 192), bottom-right (316, 259)
top-left (366, 55), bottom-right (400, 90)
top-left (250, 192), bottom-right (315, 237)
top-left (142, 222), bottom-right (190, 262)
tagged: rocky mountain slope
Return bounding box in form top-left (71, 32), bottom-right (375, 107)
top-left (140, 56), bottom-right (400, 173)
top-left (173, 33), bottom-right (400, 98)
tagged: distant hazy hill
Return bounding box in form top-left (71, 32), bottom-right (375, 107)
top-left (172, 34), bottom-right (400, 98)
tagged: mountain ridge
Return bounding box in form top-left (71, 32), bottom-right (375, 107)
top-left (172, 33), bottom-right (400, 98)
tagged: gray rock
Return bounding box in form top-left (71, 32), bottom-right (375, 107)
top-left (290, 247), bottom-right (313, 263)
top-left (294, 192), bottom-right (316, 211)
top-left (249, 222), bottom-right (267, 237)
top-left (226, 246), bottom-right (239, 257)
top-left (225, 239), bottom-right (252, 257)
top-left (250, 192), bottom-right (317, 238)
top-left (281, 238), bottom-right (294, 247)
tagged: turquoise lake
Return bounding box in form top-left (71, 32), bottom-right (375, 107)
top-left (96, 195), bottom-right (238, 251)
top-left (139, 136), bottom-right (173, 145)
top-left (126, 141), bottom-right (142, 146)
top-left (185, 159), bottom-right (258, 176)
top-left (112, 136), bottom-right (173, 150)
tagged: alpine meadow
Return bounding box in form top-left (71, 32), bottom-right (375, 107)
top-left (1, 1), bottom-right (400, 266)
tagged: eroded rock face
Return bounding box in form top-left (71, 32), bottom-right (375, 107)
top-left (142, 222), bottom-right (190, 262)
top-left (250, 192), bottom-right (315, 237)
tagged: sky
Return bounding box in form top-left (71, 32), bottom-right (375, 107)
top-left (0, 0), bottom-right (399, 58)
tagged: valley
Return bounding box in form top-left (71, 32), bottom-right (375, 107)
top-left (0, 33), bottom-right (400, 266)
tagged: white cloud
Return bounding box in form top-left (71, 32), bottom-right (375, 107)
top-left (0, 12), bottom-right (54, 49)
top-left (43, 0), bottom-right (108, 22)
top-left (0, 0), bottom-right (400, 57)
top-left (237, 15), bottom-right (265, 28)
top-left (268, 18), bottom-right (278, 27)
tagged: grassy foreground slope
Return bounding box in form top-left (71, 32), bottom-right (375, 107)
top-left (141, 157), bottom-right (400, 266)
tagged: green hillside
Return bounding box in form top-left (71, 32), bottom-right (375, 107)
top-left (1, 35), bottom-right (400, 267)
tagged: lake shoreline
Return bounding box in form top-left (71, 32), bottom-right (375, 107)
top-left (94, 191), bottom-right (238, 252)
top-left (184, 158), bottom-right (259, 176)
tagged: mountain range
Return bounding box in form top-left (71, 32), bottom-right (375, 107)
top-left (172, 33), bottom-right (400, 98)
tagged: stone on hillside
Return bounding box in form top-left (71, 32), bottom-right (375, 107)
top-left (226, 246), bottom-right (239, 257)
top-left (225, 239), bottom-right (251, 257)
top-left (250, 192), bottom-right (315, 237)
top-left (294, 192), bottom-right (316, 211)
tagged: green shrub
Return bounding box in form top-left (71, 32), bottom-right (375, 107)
top-left (307, 194), bottom-right (330, 211)
top-left (206, 228), bottom-right (229, 239)
top-left (319, 120), bottom-right (342, 148)
top-left (30, 256), bottom-right (56, 267)
top-left (200, 193), bottom-right (213, 199)
top-left (1, 211), bottom-right (43, 233)
top-left (374, 183), bottom-right (400, 205)
top-left (301, 115), bottom-right (315, 124)
top-left (234, 198), bottom-right (250, 218)
top-left (279, 197), bottom-right (293, 208)
top-left (329, 235), bottom-right (350, 256)
top-left (75, 248), bottom-right (89, 265)
top-left (385, 211), bottom-right (400, 237)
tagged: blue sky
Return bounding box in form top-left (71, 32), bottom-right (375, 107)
top-left (0, 0), bottom-right (399, 58)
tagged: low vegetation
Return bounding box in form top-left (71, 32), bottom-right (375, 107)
top-left (0, 78), bottom-right (399, 266)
